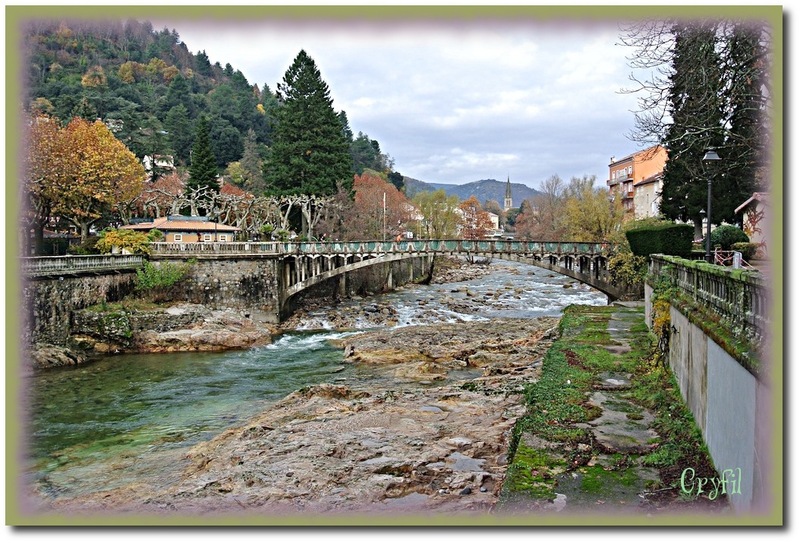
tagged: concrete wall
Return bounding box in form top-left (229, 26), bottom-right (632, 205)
top-left (646, 290), bottom-right (771, 512)
top-left (25, 255), bottom-right (434, 348)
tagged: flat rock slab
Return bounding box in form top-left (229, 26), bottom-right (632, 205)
top-left (585, 391), bottom-right (658, 454)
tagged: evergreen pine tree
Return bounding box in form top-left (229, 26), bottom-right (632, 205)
top-left (165, 104), bottom-right (193, 166)
top-left (717, 23), bottom-right (769, 218)
top-left (265, 50), bottom-right (353, 196)
top-left (187, 115), bottom-right (219, 196)
top-left (241, 128), bottom-right (266, 195)
top-left (659, 22), bottom-right (725, 237)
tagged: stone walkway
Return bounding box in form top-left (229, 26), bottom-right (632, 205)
top-left (496, 302), bottom-right (691, 517)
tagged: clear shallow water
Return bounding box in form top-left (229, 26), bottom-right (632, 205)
top-left (24, 260), bottom-right (607, 499)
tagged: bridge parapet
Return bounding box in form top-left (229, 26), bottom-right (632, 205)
top-left (21, 254), bottom-right (144, 278)
top-left (148, 239), bottom-right (614, 257)
top-left (649, 254), bottom-right (768, 347)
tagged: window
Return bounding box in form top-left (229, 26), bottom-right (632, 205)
top-left (203, 234), bottom-right (213, 242)
top-left (173, 234), bottom-right (183, 242)
top-left (218, 235), bottom-right (228, 242)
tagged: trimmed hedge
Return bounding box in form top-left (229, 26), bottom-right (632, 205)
top-left (709, 224), bottom-right (749, 250)
top-left (625, 223), bottom-right (694, 258)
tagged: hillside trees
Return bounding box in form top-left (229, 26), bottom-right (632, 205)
top-left (351, 131), bottom-right (393, 175)
top-left (186, 115), bottom-right (219, 198)
top-left (22, 22), bottom-right (402, 244)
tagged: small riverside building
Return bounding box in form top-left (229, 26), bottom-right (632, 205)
top-left (122, 215), bottom-right (240, 243)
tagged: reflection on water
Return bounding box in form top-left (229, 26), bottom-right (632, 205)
top-left (25, 260), bottom-right (607, 499)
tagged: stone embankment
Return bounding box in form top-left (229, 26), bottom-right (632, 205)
top-left (30, 304), bottom-right (277, 370)
top-left (29, 256), bottom-right (486, 369)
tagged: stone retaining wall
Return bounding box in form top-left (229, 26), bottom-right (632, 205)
top-left (645, 283), bottom-right (774, 513)
top-left (22, 272), bottom-right (137, 347)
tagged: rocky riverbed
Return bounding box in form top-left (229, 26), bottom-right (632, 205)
top-left (25, 257), bottom-right (598, 518)
top-left (34, 317), bottom-right (559, 518)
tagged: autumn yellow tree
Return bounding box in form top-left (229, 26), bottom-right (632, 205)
top-left (458, 195), bottom-right (494, 239)
top-left (563, 175), bottom-right (625, 241)
top-left (411, 190), bottom-right (462, 239)
top-left (52, 117), bottom-right (146, 242)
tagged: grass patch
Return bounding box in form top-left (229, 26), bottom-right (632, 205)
top-left (505, 303), bottom-right (724, 509)
top-left (503, 443), bottom-right (566, 500)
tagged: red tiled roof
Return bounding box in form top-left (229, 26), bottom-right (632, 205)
top-left (122, 216), bottom-right (239, 232)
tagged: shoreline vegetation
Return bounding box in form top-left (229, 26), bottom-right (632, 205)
top-left (25, 257), bottom-right (727, 519)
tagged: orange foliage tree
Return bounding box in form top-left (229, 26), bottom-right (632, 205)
top-left (352, 171), bottom-right (413, 240)
top-left (23, 114), bottom-right (74, 253)
top-left (51, 117), bottom-right (145, 241)
top-left (458, 195), bottom-right (494, 239)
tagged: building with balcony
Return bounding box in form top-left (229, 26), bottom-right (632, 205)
top-left (607, 145), bottom-right (667, 218)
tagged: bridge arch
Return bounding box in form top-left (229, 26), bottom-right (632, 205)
top-left (147, 239), bottom-right (633, 319)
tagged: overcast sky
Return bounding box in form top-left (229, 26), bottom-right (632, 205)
top-left (147, 11), bottom-right (658, 190)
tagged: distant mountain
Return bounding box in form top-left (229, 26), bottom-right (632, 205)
top-left (404, 177), bottom-right (541, 208)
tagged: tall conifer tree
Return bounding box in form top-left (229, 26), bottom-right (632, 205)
top-left (659, 22), bottom-right (724, 237)
top-left (186, 115), bottom-right (219, 196)
top-left (265, 50), bottom-right (353, 196)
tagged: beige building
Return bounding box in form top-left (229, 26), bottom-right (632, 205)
top-left (633, 173), bottom-right (664, 219)
top-left (122, 215), bottom-right (240, 243)
top-left (735, 192), bottom-right (770, 254)
top-left (607, 145), bottom-right (667, 218)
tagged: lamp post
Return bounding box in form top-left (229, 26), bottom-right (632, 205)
top-left (702, 149), bottom-right (721, 262)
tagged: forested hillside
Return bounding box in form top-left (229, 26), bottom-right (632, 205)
top-left (22, 18), bottom-right (393, 192)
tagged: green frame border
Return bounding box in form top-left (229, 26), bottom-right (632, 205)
top-left (5, 3), bottom-right (784, 528)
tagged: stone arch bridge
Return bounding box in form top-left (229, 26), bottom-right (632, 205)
top-left (147, 239), bottom-right (629, 311)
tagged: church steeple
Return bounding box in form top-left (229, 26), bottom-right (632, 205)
top-left (504, 175), bottom-right (513, 211)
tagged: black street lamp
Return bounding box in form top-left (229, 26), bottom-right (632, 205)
top-left (702, 149), bottom-right (722, 262)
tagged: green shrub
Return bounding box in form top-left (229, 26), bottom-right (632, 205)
top-left (731, 242), bottom-right (759, 261)
top-left (708, 225), bottom-right (749, 250)
top-left (66, 235), bottom-right (101, 255)
top-left (147, 228), bottom-right (164, 242)
top-left (625, 223), bottom-right (694, 258)
top-left (135, 260), bottom-right (194, 301)
top-left (608, 251), bottom-right (648, 287)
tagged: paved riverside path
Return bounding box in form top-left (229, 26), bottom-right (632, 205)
top-left (494, 302), bottom-right (731, 518)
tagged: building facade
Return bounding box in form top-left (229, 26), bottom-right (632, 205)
top-left (122, 215), bottom-right (240, 243)
top-left (607, 145), bottom-right (667, 218)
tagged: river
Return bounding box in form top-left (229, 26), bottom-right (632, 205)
top-left (23, 259), bottom-right (607, 503)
